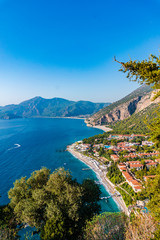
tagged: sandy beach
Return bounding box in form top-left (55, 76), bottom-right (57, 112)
top-left (90, 125), bottom-right (113, 132)
top-left (67, 143), bottom-right (129, 216)
top-left (84, 120), bottom-right (112, 133)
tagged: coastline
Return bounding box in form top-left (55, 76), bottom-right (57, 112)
top-left (32, 116), bottom-right (86, 120)
top-left (89, 125), bottom-right (112, 132)
top-left (67, 143), bottom-right (129, 216)
top-left (84, 120), bottom-right (112, 132)
top-left (41, 117), bottom-right (113, 132)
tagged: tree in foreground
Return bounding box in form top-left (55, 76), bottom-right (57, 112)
top-left (115, 54), bottom-right (160, 239)
top-left (84, 212), bottom-right (127, 240)
top-left (8, 167), bottom-right (101, 240)
top-left (115, 54), bottom-right (160, 147)
top-left (114, 54), bottom-right (160, 98)
top-left (0, 204), bottom-right (19, 240)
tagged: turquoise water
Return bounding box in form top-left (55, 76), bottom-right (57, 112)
top-left (104, 145), bottom-right (110, 148)
top-left (0, 118), bottom-right (119, 214)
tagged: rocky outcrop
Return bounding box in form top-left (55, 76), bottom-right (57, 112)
top-left (88, 91), bottom-right (160, 126)
top-left (135, 90), bottom-right (160, 113)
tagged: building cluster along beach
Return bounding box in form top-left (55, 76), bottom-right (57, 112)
top-left (67, 143), bottom-right (129, 216)
top-left (68, 125), bottom-right (160, 218)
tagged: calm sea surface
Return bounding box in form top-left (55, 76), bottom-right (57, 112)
top-left (0, 118), bottom-right (119, 214)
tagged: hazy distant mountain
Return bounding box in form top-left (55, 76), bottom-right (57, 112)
top-left (0, 97), bottom-right (110, 119)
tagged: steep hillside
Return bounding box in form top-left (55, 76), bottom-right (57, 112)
top-left (0, 97), bottom-right (110, 119)
top-left (109, 103), bottom-right (160, 134)
top-left (87, 85), bottom-right (153, 125)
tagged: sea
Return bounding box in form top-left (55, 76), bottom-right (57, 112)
top-left (0, 118), bottom-right (119, 238)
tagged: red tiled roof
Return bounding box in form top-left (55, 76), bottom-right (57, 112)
top-left (111, 148), bottom-right (118, 151)
top-left (138, 152), bottom-right (159, 156)
top-left (144, 175), bottom-right (157, 180)
top-left (119, 166), bottom-right (127, 171)
top-left (130, 180), bottom-right (141, 186)
top-left (130, 163), bottom-right (143, 168)
top-left (122, 172), bottom-right (133, 179)
top-left (146, 162), bottom-right (157, 166)
top-left (143, 175), bottom-right (157, 182)
top-left (134, 185), bottom-right (142, 189)
top-left (124, 154), bottom-right (137, 158)
top-left (133, 134), bottom-right (144, 137)
top-left (117, 142), bottom-right (127, 145)
top-left (144, 159), bottom-right (154, 163)
top-left (128, 161), bottom-right (141, 164)
top-left (119, 163), bottom-right (126, 166)
top-left (111, 154), bottom-right (119, 158)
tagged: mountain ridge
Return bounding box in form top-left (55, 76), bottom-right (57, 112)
top-left (0, 97), bottom-right (110, 120)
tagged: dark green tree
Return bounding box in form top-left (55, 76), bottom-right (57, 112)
top-left (115, 54), bottom-right (160, 148)
top-left (8, 167), bottom-right (101, 240)
top-left (0, 205), bottom-right (19, 239)
top-left (98, 147), bottom-right (105, 156)
top-left (114, 54), bottom-right (160, 98)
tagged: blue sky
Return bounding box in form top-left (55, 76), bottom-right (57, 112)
top-left (0, 0), bottom-right (160, 105)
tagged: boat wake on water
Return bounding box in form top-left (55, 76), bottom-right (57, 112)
top-left (7, 144), bottom-right (21, 151)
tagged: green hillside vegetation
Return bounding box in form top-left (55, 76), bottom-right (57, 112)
top-left (116, 187), bottom-right (133, 207)
top-left (109, 103), bottom-right (160, 134)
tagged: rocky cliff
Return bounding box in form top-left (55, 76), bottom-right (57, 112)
top-left (87, 85), bottom-right (160, 126)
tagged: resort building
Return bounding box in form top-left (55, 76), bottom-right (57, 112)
top-left (110, 154), bottom-right (119, 162)
top-left (124, 152), bottom-right (159, 160)
top-left (143, 175), bottom-right (157, 182)
top-left (129, 163), bottom-right (143, 170)
top-left (142, 141), bottom-right (154, 146)
top-left (118, 163), bottom-right (127, 172)
top-left (122, 171), bottom-right (142, 192)
top-left (145, 162), bottom-right (157, 169)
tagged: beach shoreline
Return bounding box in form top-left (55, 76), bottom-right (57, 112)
top-left (89, 125), bottom-right (112, 132)
top-left (84, 120), bottom-right (112, 132)
top-left (67, 143), bottom-right (129, 216)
